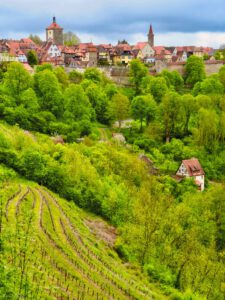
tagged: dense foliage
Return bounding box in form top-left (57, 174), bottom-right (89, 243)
top-left (0, 57), bottom-right (225, 299)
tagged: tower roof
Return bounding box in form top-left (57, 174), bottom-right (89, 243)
top-left (46, 17), bottom-right (62, 30)
top-left (149, 24), bottom-right (154, 35)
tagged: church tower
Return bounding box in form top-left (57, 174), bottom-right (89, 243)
top-left (46, 16), bottom-right (64, 45)
top-left (148, 24), bottom-right (154, 47)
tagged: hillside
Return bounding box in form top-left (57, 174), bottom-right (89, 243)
top-left (1, 178), bottom-right (166, 300)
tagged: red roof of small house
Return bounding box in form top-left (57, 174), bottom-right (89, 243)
top-left (153, 46), bottom-right (166, 55)
top-left (98, 44), bottom-right (112, 49)
top-left (116, 43), bottom-right (132, 51)
top-left (182, 158), bottom-right (205, 177)
top-left (134, 42), bottom-right (149, 50)
top-left (20, 38), bottom-right (36, 45)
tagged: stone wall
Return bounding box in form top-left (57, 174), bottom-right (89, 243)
top-left (155, 60), bottom-right (225, 75)
top-left (66, 61), bottom-right (225, 87)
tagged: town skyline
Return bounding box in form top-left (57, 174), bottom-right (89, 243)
top-left (1, 0), bottom-right (225, 47)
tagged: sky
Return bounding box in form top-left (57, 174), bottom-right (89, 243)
top-left (1, 0), bottom-right (225, 48)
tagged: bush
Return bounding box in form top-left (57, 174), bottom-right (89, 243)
top-left (145, 263), bottom-right (176, 287)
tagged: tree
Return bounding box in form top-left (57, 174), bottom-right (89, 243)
top-left (64, 84), bottom-right (93, 122)
top-left (28, 34), bottom-right (42, 45)
top-left (194, 75), bottom-right (224, 96)
top-left (196, 108), bottom-right (219, 151)
top-left (84, 68), bottom-right (102, 84)
top-left (20, 88), bottom-right (39, 113)
top-left (129, 59), bottom-right (149, 95)
top-left (218, 65), bottom-right (225, 88)
top-left (160, 91), bottom-right (182, 143)
top-left (131, 95), bottom-right (157, 131)
top-left (214, 51), bottom-right (221, 60)
top-left (63, 31), bottom-right (80, 46)
top-left (69, 70), bottom-right (83, 84)
top-left (141, 75), bottom-right (168, 103)
top-left (36, 63), bottom-right (53, 73)
top-left (85, 83), bottom-right (110, 124)
top-left (110, 93), bottom-right (130, 128)
top-left (54, 67), bottom-right (69, 89)
top-left (161, 70), bottom-right (184, 91)
top-left (118, 40), bottom-right (128, 44)
top-left (34, 69), bottom-right (63, 118)
top-left (180, 94), bottom-right (197, 135)
top-left (27, 50), bottom-right (38, 67)
top-left (4, 62), bottom-right (32, 98)
top-left (184, 55), bottom-right (206, 87)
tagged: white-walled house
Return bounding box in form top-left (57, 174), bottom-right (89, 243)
top-left (176, 158), bottom-right (205, 191)
top-left (47, 44), bottom-right (61, 57)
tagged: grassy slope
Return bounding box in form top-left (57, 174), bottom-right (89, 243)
top-left (1, 176), bottom-right (168, 300)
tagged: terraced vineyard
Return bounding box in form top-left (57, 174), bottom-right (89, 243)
top-left (1, 181), bottom-right (166, 300)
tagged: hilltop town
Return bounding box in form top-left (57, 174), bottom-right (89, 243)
top-left (0, 17), bottom-right (222, 72)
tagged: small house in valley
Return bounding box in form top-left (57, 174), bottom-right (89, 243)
top-left (176, 158), bottom-right (205, 191)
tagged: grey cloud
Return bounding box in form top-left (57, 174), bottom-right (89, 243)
top-left (1, 0), bottom-right (225, 41)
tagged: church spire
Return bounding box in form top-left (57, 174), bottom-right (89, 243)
top-left (148, 24), bottom-right (154, 47)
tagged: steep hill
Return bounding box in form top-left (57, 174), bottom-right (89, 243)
top-left (1, 178), bottom-right (166, 299)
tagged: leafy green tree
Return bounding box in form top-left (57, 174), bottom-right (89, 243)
top-left (36, 63), bottom-right (53, 73)
top-left (4, 62), bottom-right (32, 98)
top-left (54, 67), bottom-right (69, 89)
top-left (110, 93), bottom-right (130, 127)
top-left (20, 88), bottom-right (39, 113)
top-left (64, 84), bottom-right (93, 122)
top-left (69, 70), bottom-right (83, 84)
top-left (194, 75), bottom-right (224, 96)
top-left (84, 68), bottom-right (102, 84)
top-left (172, 70), bottom-right (184, 91)
top-left (0, 62), bottom-right (9, 82)
top-left (180, 94), bottom-right (197, 135)
top-left (129, 59), bottom-right (149, 95)
top-left (161, 91), bottom-right (182, 142)
top-left (63, 31), bottom-right (80, 46)
top-left (218, 65), bottom-right (225, 88)
top-left (195, 94), bottom-right (213, 109)
top-left (141, 75), bottom-right (168, 102)
top-left (28, 34), bottom-right (42, 45)
top-left (196, 108), bottom-right (219, 151)
top-left (214, 51), bottom-right (221, 60)
top-left (184, 55), bottom-right (206, 87)
top-left (104, 83), bottom-right (118, 99)
top-left (34, 69), bottom-right (63, 118)
top-left (131, 95), bottom-right (157, 131)
top-left (85, 83), bottom-right (109, 124)
top-left (161, 70), bottom-right (184, 91)
top-left (27, 50), bottom-right (38, 66)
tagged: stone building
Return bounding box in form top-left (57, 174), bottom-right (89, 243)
top-left (46, 17), bottom-right (63, 45)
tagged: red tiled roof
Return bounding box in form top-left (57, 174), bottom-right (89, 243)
top-left (182, 158), bottom-right (205, 177)
top-left (47, 22), bottom-right (62, 30)
top-left (21, 38), bottom-right (36, 45)
top-left (116, 43), bottom-right (132, 51)
top-left (153, 46), bottom-right (166, 55)
top-left (134, 42), bottom-right (149, 50)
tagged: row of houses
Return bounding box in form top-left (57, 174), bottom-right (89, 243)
top-left (0, 18), bottom-right (216, 68)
